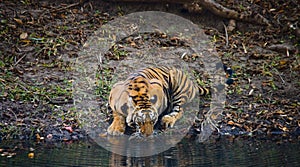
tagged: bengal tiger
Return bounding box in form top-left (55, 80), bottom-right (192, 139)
top-left (107, 66), bottom-right (209, 137)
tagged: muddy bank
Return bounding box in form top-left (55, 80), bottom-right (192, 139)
top-left (0, 0), bottom-right (299, 144)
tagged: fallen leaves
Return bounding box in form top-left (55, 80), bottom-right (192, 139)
top-left (0, 0), bottom-right (299, 145)
top-left (0, 147), bottom-right (17, 158)
top-left (222, 98), bottom-right (299, 138)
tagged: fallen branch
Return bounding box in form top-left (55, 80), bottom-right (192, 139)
top-left (109, 0), bottom-right (270, 25)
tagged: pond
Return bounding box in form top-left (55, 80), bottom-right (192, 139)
top-left (1, 137), bottom-right (299, 167)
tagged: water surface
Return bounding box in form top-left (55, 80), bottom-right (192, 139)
top-left (1, 138), bottom-right (299, 167)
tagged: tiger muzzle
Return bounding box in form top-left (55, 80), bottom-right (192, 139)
top-left (133, 109), bottom-right (158, 137)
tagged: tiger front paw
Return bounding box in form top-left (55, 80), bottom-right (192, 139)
top-left (161, 115), bottom-right (177, 128)
top-left (107, 121), bottom-right (126, 135)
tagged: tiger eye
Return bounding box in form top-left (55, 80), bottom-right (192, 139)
top-left (120, 103), bottom-right (128, 114)
top-left (150, 95), bottom-right (157, 104)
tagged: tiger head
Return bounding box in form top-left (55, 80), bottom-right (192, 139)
top-left (127, 76), bottom-right (167, 136)
top-left (109, 76), bottom-right (166, 137)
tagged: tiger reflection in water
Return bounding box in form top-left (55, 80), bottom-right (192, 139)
top-left (107, 66), bottom-right (209, 137)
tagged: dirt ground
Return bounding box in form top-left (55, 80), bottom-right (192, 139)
top-left (0, 0), bottom-right (299, 145)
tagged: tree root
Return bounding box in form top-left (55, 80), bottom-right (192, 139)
top-left (196, 0), bottom-right (269, 26)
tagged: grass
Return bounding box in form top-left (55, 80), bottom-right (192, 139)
top-left (0, 124), bottom-right (22, 139)
top-left (109, 44), bottom-right (128, 60)
top-left (0, 69), bottom-right (72, 102)
top-left (95, 67), bottom-right (114, 101)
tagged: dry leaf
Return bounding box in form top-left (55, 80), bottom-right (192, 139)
top-left (64, 126), bottom-right (73, 133)
top-left (227, 120), bottom-right (235, 125)
top-left (20, 32), bottom-right (28, 39)
top-left (130, 42), bottom-right (136, 47)
top-left (279, 60), bottom-right (288, 65)
top-left (36, 133), bottom-right (41, 140)
top-left (275, 110), bottom-right (284, 114)
top-left (281, 127), bottom-right (288, 132)
top-left (14, 18), bottom-right (23, 24)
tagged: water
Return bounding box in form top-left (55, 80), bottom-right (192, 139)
top-left (1, 138), bottom-right (299, 167)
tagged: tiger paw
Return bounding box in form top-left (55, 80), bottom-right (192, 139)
top-left (161, 115), bottom-right (177, 128)
top-left (107, 123), bottom-right (125, 135)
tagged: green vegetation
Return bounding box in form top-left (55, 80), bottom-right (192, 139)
top-left (95, 68), bottom-right (114, 101)
top-left (0, 70), bottom-right (72, 102)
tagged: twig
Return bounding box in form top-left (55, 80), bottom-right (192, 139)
top-left (50, 2), bottom-right (81, 13)
top-left (242, 43), bottom-right (247, 54)
top-left (14, 54), bottom-right (26, 66)
top-left (222, 22), bottom-right (228, 48)
top-left (272, 68), bottom-right (286, 84)
top-left (97, 54), bottom-right (103, 70)
top-left (8, 109), bottom-right (18, 121)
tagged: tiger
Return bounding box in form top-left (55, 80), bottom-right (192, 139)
top-left (107, 66), bottom-right (209, 137)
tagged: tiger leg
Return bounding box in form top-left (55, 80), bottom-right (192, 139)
top-left (161, 106), bottom-right (183, 128)
top-left (107, 111), bottom-right (126, 135)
